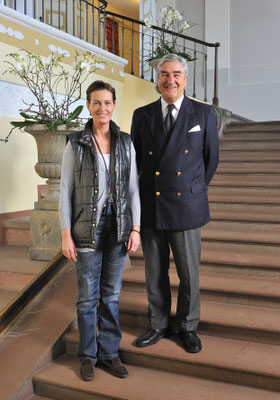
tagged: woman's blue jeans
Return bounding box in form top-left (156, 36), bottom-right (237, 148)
top-left (75, 213), bottom-right (127, 364)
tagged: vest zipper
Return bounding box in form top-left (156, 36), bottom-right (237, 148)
top-left (72, 209), bottom-right (84, 226)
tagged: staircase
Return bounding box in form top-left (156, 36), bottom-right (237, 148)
top-left (26, 122), bottom-right (280, 398)
top-left (0, 185), bottom-right (48, 312)
top-left (0, 217), bottom-right (48, 313)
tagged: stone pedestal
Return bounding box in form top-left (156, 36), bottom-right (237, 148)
top-left (29, 207), bottom-right (61, 261)
top-left (25, 124), bottom-right (80, 260)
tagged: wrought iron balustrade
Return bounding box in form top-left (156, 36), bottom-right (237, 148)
top-left (3, 0), bottom-right (220, 105)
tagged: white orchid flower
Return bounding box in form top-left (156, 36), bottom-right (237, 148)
top-left (41, 55), bottom-right (53, 67)
top-left (173, 10), bottom-right (182, 21)
top-left (144, 17), bottom-right (152, 28)
top-left (80, 61), bottom-right (91, 71)
top-left (17, 51), bottom-right (29, 60)
top-left (180, 22), bottom-right (194, 32)
top-left (15, 61), bottom-right (28, 71)
top-left (96, 63), bottom-right (105, 70)
top-left (76, 55), bottom-right (84, 63)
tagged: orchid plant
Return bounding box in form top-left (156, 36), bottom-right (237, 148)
top-left (1, 49), bottom-right (103, 142)
top-left (144, 6), bottom-right (197, 61)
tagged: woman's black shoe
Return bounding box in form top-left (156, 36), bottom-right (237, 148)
top-left (101, 357), bottom-right (128, 378)
top-left (80, 358), bottom-right (95, 381)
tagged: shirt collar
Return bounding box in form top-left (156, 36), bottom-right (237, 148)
top-left (161, 95), bottom-right (184, 114)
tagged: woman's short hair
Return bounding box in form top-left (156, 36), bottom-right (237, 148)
top-left (156, 54), bottom-right (188, 78)
top-left (86, 80), bottom-right (116, 103)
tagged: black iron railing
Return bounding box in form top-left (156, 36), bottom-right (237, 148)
top-left (3, 0), bottom-right (220, 105)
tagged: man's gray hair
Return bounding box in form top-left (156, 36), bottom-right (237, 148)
top-left (156, 54), bottom-right (188, 78)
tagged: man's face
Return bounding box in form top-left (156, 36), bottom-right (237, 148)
top-left (157, 61), bottom-right (188, 104)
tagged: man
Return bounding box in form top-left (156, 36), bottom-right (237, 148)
top-left (131, 54), bottom-right (219, 353)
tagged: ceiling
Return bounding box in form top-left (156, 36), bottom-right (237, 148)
top-left (107, 0), bottom-right (139, 19)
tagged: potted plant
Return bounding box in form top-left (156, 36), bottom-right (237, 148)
top-left (1, 49), bottom-right (102, 140)
top-left (144, 6), bottom-right (197, 67)
top-left (1, 49), bottom-right (103, 260)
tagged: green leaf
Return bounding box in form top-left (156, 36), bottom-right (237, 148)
top-left (45, 121), bottom-right (57, 132)
top-left (66, 121), bottom-right (79, 127)
top-left (67, 105), bottom-right (83, 122)
top-left (19, 112), bottom-right (33, 119)
top-left (55, 121), bottom-right (66, 126)
top-left (10, 120), bottom-right (37, 127)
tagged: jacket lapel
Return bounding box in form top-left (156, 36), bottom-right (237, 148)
top-left (158, 96), bottom-right (199, 166)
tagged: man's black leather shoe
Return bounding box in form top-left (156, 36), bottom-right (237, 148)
top-left (136, 327), bottom-right (172, 347)
top-left (178, 331), bottom-right (202, 353)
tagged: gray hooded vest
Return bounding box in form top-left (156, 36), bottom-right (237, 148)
top-left (68, 119), bottom-right (132, 248)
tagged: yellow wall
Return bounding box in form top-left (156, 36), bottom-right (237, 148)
top-left (121, 73), bottom-right (159, 133)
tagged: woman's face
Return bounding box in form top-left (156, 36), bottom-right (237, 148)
top-left (86, 89), bottom-right (116, 126)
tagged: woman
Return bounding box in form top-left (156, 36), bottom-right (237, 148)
top-left (59, 80), bottom-right (140, 381)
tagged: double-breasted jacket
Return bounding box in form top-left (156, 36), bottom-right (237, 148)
top-left (131, 96), bottom-right (219, 231)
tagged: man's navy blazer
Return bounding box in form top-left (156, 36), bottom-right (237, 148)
top-left (131, 95), bottom-right (219, 231)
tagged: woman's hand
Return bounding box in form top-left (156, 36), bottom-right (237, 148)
top-left (61, 229), bottom-right (77, 262)
top-left (126, 226), bottom-right (141, 253)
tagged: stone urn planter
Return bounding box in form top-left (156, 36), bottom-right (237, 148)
top-left (25, 124), bottom-right (81, 260)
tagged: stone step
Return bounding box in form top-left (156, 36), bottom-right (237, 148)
top-left (211, 210), bottom-right (280, 223)
top-left (130, 248), bottom-right (280, 278)
top-left (219, 150), bottom-right (280, 161)
top-left (63, 328), bottom-right (280, 392)
top-left (225, 122), bottom-right (280, 132)
top-left (122, 267), bottom-right (280, 308)
top-left (219, 141), bottom-right (280, 150)
top-left (217, 161), bottom-right (280, 174)
top-left (211, 211), bottom-right (280, 223)
top-left (32, 353), bottom-right (280, 400)
top-left (0, 246), bottom-right (46, 290)
top-left (0, 270), bottom-right (34, 291)
top-left (0, 288), bottom-right (21, 311)
top-left (210, 202), bottom-right (280, 214)
top-left (222, 132), bottom-right (280, 140)
top-left (3, 216), bottom-right (31, 246)
top-left (208, 187), bottom-right (280, 204)
top-left (211, 173), bottom-right (280, 187)
top-left (200, 249), bottom-right (280, 277)
top-left (210, 204), bottom-right (280, 223)
top-left (205, 240), bottom-right (279, 257)
top-left (201, 234), bottom-right (280, 256)
top-left (26, 395), bottom-right (52, 400)
top-left (206, 219), bottom-right (280, 232)
top-left (118, 291), bottom-right (280, 345)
